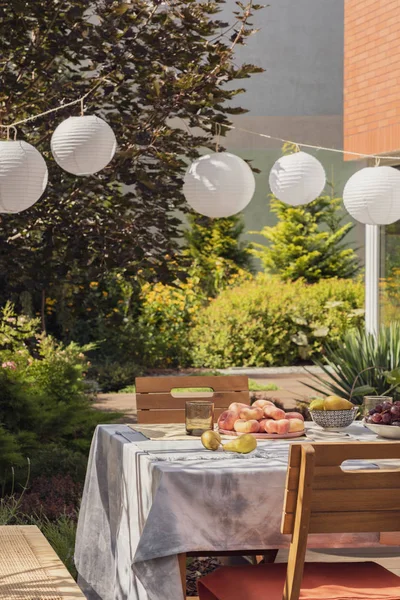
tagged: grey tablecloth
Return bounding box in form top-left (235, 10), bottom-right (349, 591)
top-left (74, 423), bottom-right (385, 600)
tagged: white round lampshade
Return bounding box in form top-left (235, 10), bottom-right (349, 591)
top-left (0, 140), bottom-right (48, 213)
top-left (51, 115), bottom-right (116, 175)
top-left (343, 166), bottom-right (400, 225)
top-left (269, 151), bottom-right (326, 206)
top-left (183, 152), bottom-right (256, 218)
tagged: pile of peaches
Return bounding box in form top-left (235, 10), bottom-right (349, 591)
top-left (218, 399), bottom-right (305, 435)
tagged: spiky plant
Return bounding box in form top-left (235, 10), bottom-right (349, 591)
top-left (306, 323), bottom-right (400, 405)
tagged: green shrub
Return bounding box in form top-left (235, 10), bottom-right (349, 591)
top-left (88, 360), bottom-right (143, 392)
top-left (190, 275), bottom-right (364, 368)
top-left (137, 279), bottom-right (206, 368)
top-left (0, 304), bottom-right (120, 487)
top-left (137, 270), bottom-right (250, 368)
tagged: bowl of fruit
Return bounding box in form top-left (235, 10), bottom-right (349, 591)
top-left (308, 396), bottom-right (358, 430)
top-left (364, 400), bottom-right (400, 439)
top-left (217, 399), bottom-right (305, 439)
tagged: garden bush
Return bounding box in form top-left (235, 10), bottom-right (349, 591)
top-left (190, 275), bottom-right (364, 368)
top-left (137, 269), bottom-right (251, 368)
top-left (0, 304), bottom-right (120, 487)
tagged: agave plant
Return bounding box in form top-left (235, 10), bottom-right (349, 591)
top-left (307, 323), bottom-right (400, 405)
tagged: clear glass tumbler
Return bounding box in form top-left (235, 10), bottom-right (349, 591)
top-left (362, 396), bottom-right (393, 417)
top-left (185, 401), bottom-right (214, 436)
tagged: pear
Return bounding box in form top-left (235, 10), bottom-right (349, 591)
top-left (222, 433), bottom-right (257, 454)
top-left (201, 430), bottom-right (221, 451)
top-left (309, 398), bottom-right (325, 411)
top-left (324, 396), bottom-right (354, 411)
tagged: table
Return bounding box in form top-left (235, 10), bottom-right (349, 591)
top-left (74, 422), bottom-right (398, 600)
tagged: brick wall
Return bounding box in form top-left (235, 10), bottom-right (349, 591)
top-left (344, 0), bottom-right (400, 159)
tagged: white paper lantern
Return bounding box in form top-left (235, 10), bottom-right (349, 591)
top-left (183, 152), bottom-right (255, 218)
top-left (343, 166), bottom-right (400, 225)
top-left (0, 140), bottom-right (48, 213)
top-left (269, 151), bottom-right (326, 206)
top-left (51, 115), bottom-right (116, 175)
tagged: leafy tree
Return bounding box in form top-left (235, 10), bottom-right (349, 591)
top-left (0, 0), bottom-right (263, 331)
top-left (251, 184), bottom-right (359, 283)
top-left (183, 213), bottom-right (253, 296)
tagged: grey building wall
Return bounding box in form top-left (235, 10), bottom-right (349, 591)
top-left (216, 0), bottom-right (364, 261)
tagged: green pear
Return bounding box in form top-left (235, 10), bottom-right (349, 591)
top-left (222, 433), bottom-right (257, 454)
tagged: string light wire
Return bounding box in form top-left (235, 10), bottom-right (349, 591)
top-left (199, 117), bottom-right (400, 163)
top-left (1, 79), bottom-right (399, 163)
top-left (0, 74), bottom-right (114, 131)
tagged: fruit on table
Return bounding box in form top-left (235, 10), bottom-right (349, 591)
top-left (309, 398), bottom-right (325, 411)
top-left (264, 419), bottom-right (290, 435)
top-left (240, 406), bottom-right (264, 421)
top-left (234, 419), bottom-right (260, 433)
top-left (252, 399), bottom-right (274, 409)
top-left (228, 402), bottom-right (249, 413)
top-left (223, 433), bottom-right (257, 454)
top-left (288, 418), bottom-right (305, 433)
top-left (201, 430), bottom-right (221, 451)
top-left (285, 412), bottom-right (305, 421)
top-left (367, 400), bottom-right (400, 426)
top-left (324, 396), bottom-right (354, 411)
top-left (218, 410), bottom-right (238, 431)
top-left (263, 405), bottom-right (286, 420)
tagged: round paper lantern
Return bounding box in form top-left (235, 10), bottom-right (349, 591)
top-left (183, 152), bottom-right (255, 218)
top-left (51, 115), bottom-right (116, 175)
top-left (0, 140), bottom-right (48, 213)
top-left (269, 151), bottom-right (326, 206)
top-left (343, 166), bottom-right (400, 225)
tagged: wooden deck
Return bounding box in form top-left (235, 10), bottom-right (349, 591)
top-left (0, 525), bottom-right (85, 599)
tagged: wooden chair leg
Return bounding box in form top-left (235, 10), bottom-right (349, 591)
top-left (178, 552), bottom-right (187, 598)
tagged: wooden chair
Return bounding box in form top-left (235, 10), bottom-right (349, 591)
top-left (136, 374), bottom-right (250, 424)
top-left (197, 441), bottom-right (400, 600)
top-left (136, 375), bottom-right (278, 597)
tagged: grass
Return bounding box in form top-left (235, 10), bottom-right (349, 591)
top-left (118, 378), bottom-right (278, 394)
top-left (37, 515), bottom-right (77, 580)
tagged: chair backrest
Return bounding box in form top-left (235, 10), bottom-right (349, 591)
top-left (281, 441), bottom-right (400, 600)
top-left (135, 375), bottom-right (249, 423)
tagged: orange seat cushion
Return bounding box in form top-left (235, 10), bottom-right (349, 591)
top-left (198, 562), bottom-right (400, 600)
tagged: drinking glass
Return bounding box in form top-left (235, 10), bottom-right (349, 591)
top-left (362, 396), bottom-right (393, 417)
top-left (185, 401), bottom-right (214, 436)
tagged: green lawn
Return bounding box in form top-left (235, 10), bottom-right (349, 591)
top-left (118, 378), bottom-right (278, 394)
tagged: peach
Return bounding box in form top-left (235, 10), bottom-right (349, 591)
top-left (288, 418), bottom-right (305, 433)
top-left (252, 399), bottom-right (275, 409)
top-left (263, 405), bottom-right (286, 420)
top-left (228, 402), bottom-right (249, 413)
top-left (264, 419), bottom-right (290, 435)
top-left (258, 418), bottom-right (269, 432)
top-left (285, 412), bottom-right (304, 421)
top-left (239, 406), bottom-right (264, 421)
top-left (218, 410), bottom-right (239, 431)
top-left (234, 419), bottom-right (260, 433)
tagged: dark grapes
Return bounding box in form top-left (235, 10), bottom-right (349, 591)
top-left (375, 404), bottom-right (383, 413)
top-left (369, 408), bottom-right (377, 415)
top-left (391, 406), bottom-right (400, 417)
top-left (372, 413), bottom-right (383, 423)
top-left (382, 401), bottom-right (393, 411)
top-left (382, 413), bottom-right (392, 424)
